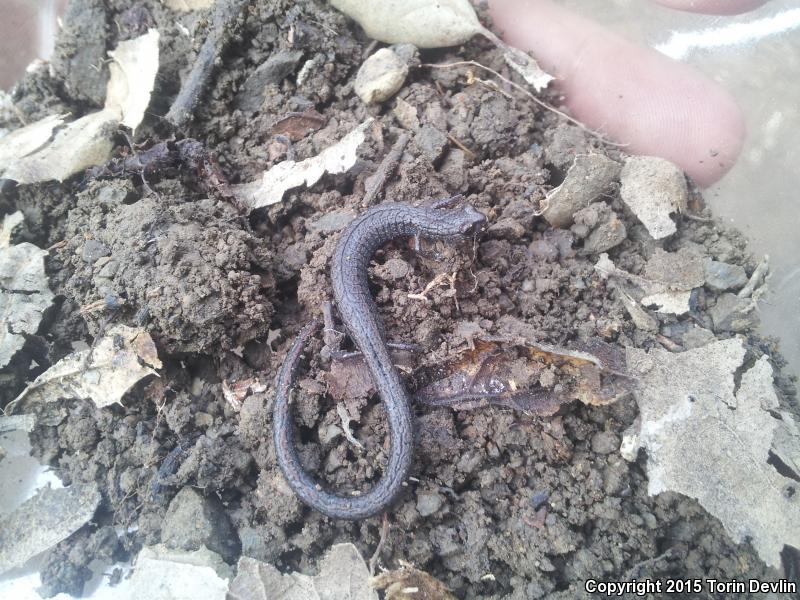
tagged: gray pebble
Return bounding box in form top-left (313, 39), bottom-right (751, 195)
top-left (82, 240), bottom-right (110, 264)
top-left (704, 259), bottom-right (747, 292)
top-left (309, 209), bottom-right (356, 233)
top-left (416, 491), bottom-right (444, 516)
top-left (354, 48), bottom-right (408, 104)
top-left (161, 488), bottom-right (241, 563)
top-left (590, 431), bottom-right (620, 455)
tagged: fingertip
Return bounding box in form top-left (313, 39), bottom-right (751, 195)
top-left (487, 0), bottom-right (746, 186)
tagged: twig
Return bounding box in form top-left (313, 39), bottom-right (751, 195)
top-left (166, 0), bottom-right (251, 128)
top-left (445, 133), bottom-right (476, 161)
top-left (420, 60), bottom-right (628, 147)
top-left (369, 513), bottom-right (390, 576)
top-left (363, 133), bottom-right (410, 205)
top-left (682, 211), bottom-right (714, 223)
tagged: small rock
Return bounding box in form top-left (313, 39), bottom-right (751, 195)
top-left (309, 209), bottom-right (356, 233)
top-left (416, 491), bottom-right (444, 517)
top-left (487, 218), bottom-right (525, 241)
top-left (620, 156), bottom-right (688, 239)
top-left (354, 47), bottom-right (409, 104)
top-left (704, 259), bottom-right (747, 292)
top-left (282, 242), bottom-right (309, 273)
top-left (374, 257), bottom-right (411, 280)
top-left (544, 123), bottom-right (588, 170)
top-left (644, 246), bottom-right (706, 290)
top-left (81, 239), bottom-right (110, 264)
top-left (529, 238), bottom-right (559, 262)
top-left (438, 148), bottom-right (467, 191)
top-left (710, 293), bottom-right (758, 332)
top-left (542, 154), bottom-right (621, 228)
top-left (236, 50), bottom-right (303, 112)
top-left (393, 97), bottom-right (419, 130)
top-left (319, 424), bottom-right (342, 445)
top-left (415, 125), bottom-right (448, 163)
top-left (680, 326), bottom-right (717, 349)
top-left (576, 204), bottom-right (627, 254)
top-left (591, 431), bottom-right (620, 455)
top-left (161, 488), bottom-right (241, 564)
top-left (619, 291), bottom-right (658, 332)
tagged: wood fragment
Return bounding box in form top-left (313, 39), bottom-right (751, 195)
top-left (363, 133), bottom-right (410, 205)
top-left (166, 0), bottom-right (251, 128)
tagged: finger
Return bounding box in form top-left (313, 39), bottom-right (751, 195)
top-left (653, 0), bottom-right (769, 15)
top-left (488, 0), bottom-right (745, 187)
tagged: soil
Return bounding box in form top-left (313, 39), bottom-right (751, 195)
top-left (1, 1), bottom-right (798, 599)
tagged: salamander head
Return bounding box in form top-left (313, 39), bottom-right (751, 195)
top-left (449, 204), bottom-right (488, 237)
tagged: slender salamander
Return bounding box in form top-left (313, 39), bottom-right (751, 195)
top-left (272, 201), bottom-right (486, 519)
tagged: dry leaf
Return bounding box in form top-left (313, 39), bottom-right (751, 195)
top-left (0, 222), bottom-right (54, 368)
top-left (130, 545), bottom-right (231, 600)
top-left (1, 109), bottom-right (119, 183)
top-left (640, 290), bottom-right (692, 315)
top-left (620, 156), bottom-right (688, 239)
top-left (106, 28), bottom-right (161, 131)
top-left (331, 0), bottom-right (481, 48)
top-left (0, 29), bottom-right (159, 183)
top-left (10, 325), bottom-right (161, 411)
top-left (228, 543), bottom-right (377, 600)
top-left (624, 338), bottom-right (800, 567)
top-left (163, 0), bottom-right (215, 11)
top-left (232, 119), bottom-right (373, 210)
top-left (372, 563), bottom-right (456, 600)
top-left (331, 0), bottom-right (553, 90)
top-left (0, 114), bottom-right (65, 169)
top-left (0, 482), bottom-right (101, 574)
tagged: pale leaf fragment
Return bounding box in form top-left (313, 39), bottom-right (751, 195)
top-left (163, 0), bottom-right (215, 11)
top-left (620, 156), bottom-right (688, 239)
top-left (0, 482), bottom-right (101, 575)
top-left (232, 119), bottom-right (373, 210)
top-left (10, 325), bottom-right (161, 411)
top-left (330, 0), bottom-right (481, 48)
top-left (228, 543), bottom-right (377, 600)
top-left (0, 233), bottom-right (54, 368)
top-left (2, 109), bottom-right (119, 183)
top-left (106, 28), bottom-right (161, 131)
top-left (640, 290), bottom-right (692, 315)
top-left (129, 545), bottom-right (231, 600)
top-left (0, 29), bottom-right (159, 183)
top-left (0, 114), bottom-right (65, 168)
top-left (625, 338), bottom-right (800, 567)
top-left (330, 0), bottom-right (553, 90)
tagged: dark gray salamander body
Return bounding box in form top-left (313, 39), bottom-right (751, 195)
top-left (273, 201), bottom-right (486, 520)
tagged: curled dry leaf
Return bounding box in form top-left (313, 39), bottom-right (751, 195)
top-left (331, 0), bottom-right (553, 90)
top-left (416, 337), bottom-right (632, 412)
top-left (331, 0), bottom-right (481, 48)
top-left (228, 543), bottom-right (377, 600)
top-left (372, 562), bottom-right (457, 600)
top-left (105, 28), bottom-right (161, 131)
top-left (232, 119), bottom-right (373, 211)
top-left (0, 215), bottom-right (54, 368)
top-left (624, 338), bottom-right (800, 567)
top-left (9, 325), bottom-right (161, 412)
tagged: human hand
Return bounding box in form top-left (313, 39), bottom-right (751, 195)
top-left (488, 0), bottom-right (768, 186)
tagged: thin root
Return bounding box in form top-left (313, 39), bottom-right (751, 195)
top-left (421, 60), bottom-right (628, 148)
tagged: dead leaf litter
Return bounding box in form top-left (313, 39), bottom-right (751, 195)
top-left (0, 0), bottom-right (796, 598)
